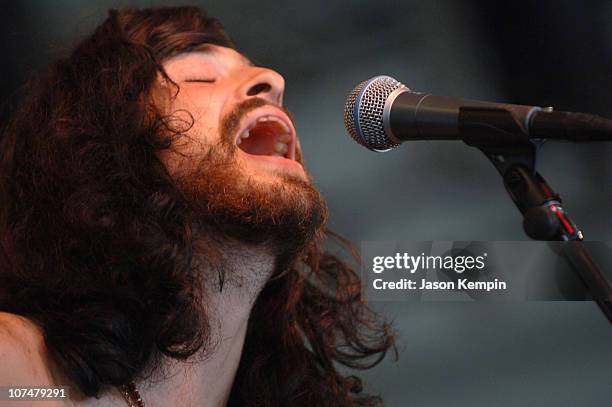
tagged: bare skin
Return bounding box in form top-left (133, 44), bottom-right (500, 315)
top-left (0, 45), bottom-right (304, 406)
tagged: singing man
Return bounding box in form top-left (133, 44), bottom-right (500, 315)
top-left (0, 6), bottom-right (394, 407)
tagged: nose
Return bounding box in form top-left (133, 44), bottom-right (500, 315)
top-left (236, 67), bottom-right (285, 105)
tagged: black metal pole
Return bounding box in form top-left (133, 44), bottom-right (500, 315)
top-left (502, 164), bottom-right (612, 323)
top-left (561, 241), bottom-right (612, 323)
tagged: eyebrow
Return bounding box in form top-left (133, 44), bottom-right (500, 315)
top-left (191, 44), bottom-right (255, 67)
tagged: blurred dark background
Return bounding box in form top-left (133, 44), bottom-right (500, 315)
top-left (1, 1), bottom-right (611, 406)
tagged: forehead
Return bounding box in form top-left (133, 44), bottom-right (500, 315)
top-left (162, 45), bottom-right (253, 73)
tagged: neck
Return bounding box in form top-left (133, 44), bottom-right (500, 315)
top-left (134, 242), bottom-right (276, 407)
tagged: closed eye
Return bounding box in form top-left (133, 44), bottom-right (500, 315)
top-left (184, 78), bottom-right (217, 83)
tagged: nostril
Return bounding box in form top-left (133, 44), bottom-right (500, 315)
top-left (247, 82), bottom-right (271, 96)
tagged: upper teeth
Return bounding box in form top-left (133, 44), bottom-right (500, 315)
top-left (237, 129), bottom-right (250, 144)
top-left (254, 115), bottom-right (291, 133)
top-left (238, 115), bottom-right (291, 142)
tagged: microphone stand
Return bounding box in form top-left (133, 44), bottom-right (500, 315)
top-left (460, 107), bottom-right (612, 324)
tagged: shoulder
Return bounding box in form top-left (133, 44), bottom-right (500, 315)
top-left (0, 311), bottom-right (54, 385)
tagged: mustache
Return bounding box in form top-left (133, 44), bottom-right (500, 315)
top-left (220, 98), bottom-right (296, 144)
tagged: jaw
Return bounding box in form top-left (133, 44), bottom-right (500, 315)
top-left (235, 149), bottom-right (308, 182)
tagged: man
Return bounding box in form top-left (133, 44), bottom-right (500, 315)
top-left (0, 7), bottom-right (393, 407)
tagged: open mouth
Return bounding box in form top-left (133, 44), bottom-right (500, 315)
top-left (235, 108), bottom-right (296, 161)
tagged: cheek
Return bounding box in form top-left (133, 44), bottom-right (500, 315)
top-left (159, 87), bottom-right (233, 173)
top-left (172, 91), bottom-right (226, 147)
top-left (174, 89), bottom-right (219, 124)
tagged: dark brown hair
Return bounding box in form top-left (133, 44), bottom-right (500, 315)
top-left (0, 7), bottom-right (394, 406)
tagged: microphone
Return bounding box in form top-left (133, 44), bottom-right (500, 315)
top-left (343, 75), bottom-right (612, 151)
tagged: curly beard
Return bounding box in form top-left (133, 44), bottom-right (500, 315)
top-left (175, 98), bottom-right (328, 266)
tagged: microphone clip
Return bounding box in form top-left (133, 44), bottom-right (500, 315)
top-left (471, 131), bottom-right (580, 241)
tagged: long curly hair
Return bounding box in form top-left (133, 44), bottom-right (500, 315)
top-left (0, 7), bottom-right (394, 406)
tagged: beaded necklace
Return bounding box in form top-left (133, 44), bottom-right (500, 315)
top-left (119, 382), bottom-right (145, 407)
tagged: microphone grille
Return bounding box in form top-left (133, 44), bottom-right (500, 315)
top-left (343, 75), bottom-right (406, 151)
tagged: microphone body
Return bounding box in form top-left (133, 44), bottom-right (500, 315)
top-left (344, 76), bottom-right (612, 151)
top-left (387, 91), bottom-right (537, 144)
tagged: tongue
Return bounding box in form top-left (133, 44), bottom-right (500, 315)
top-left (239, 122), bottom-right (283, 156)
